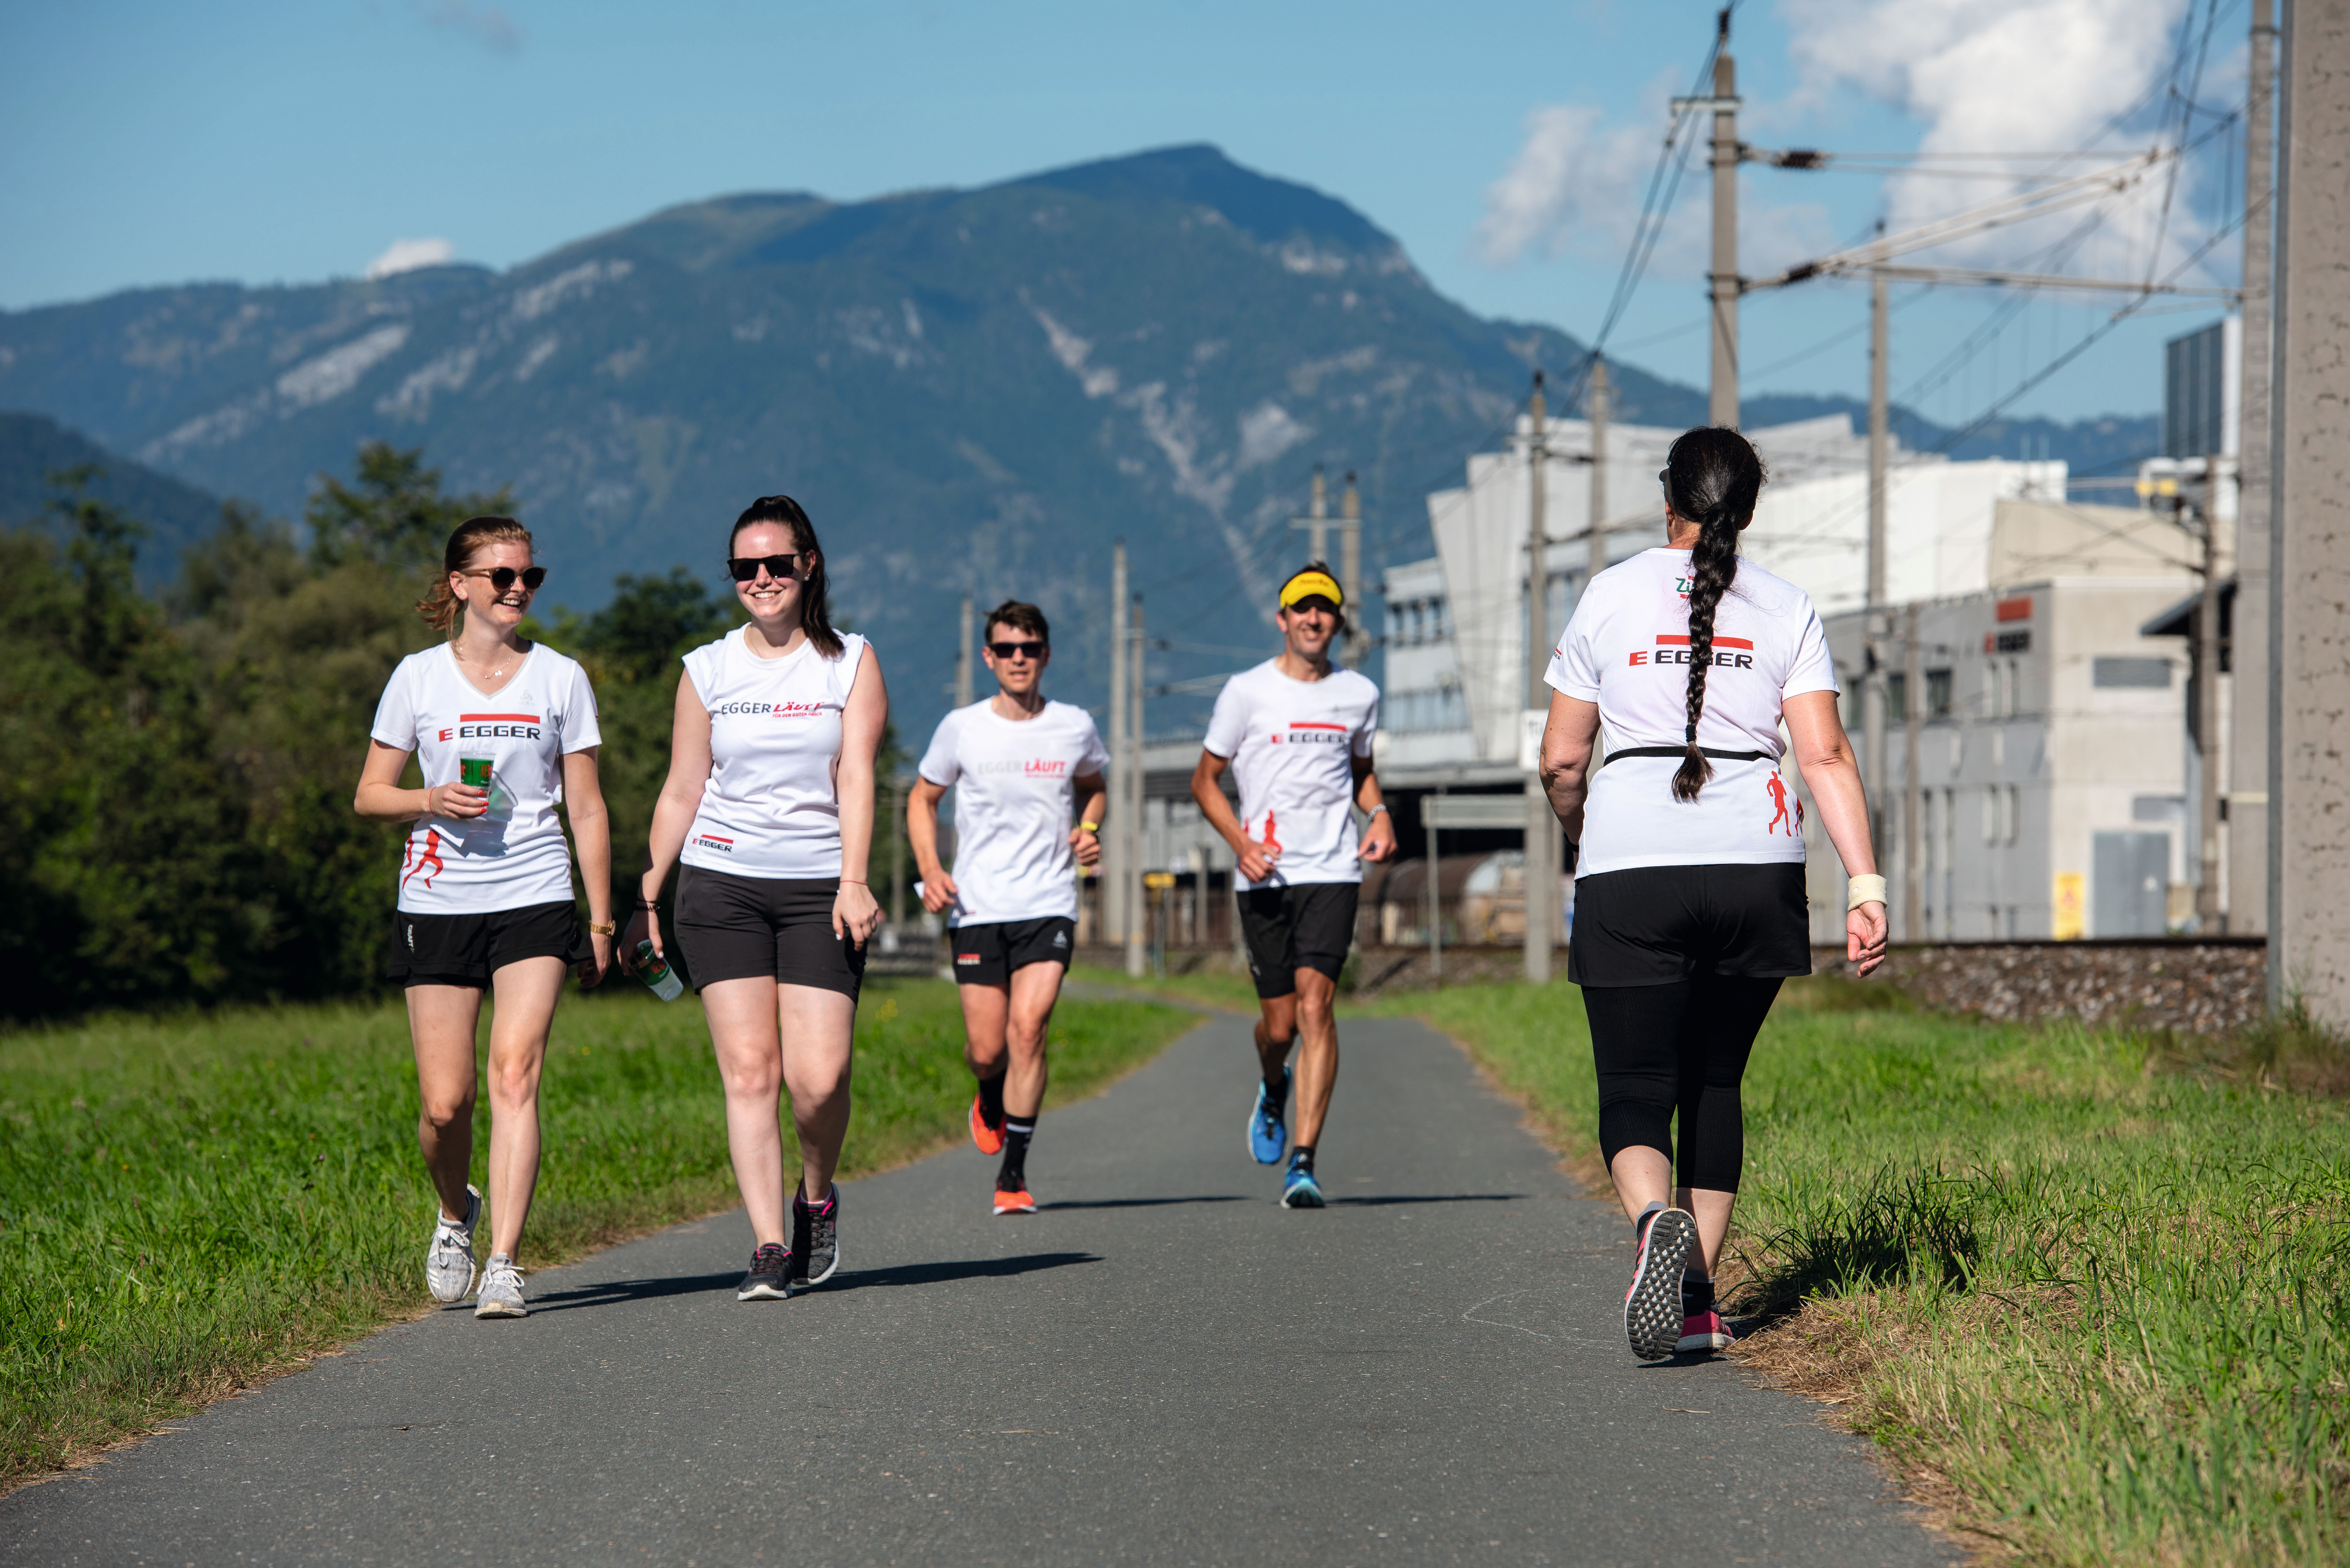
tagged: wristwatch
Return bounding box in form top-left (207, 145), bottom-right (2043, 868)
top-left (587, 919), bottom-right (617, 936)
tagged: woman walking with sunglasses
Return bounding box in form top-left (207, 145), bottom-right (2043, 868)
top-left (355, 516), bottom-right (613, 1320)
top-left (626, 495), bottom-right (888, 1301)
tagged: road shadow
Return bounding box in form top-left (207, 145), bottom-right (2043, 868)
top-left (825, 1251), bottom-right (1101, 1293)
top-left (528, 1271), bottom-right (744, 1312)
top-left (1037, 1195), bottom-right (1246, 1211)
top-left (1328, 1193), bottom-right (1527, 1207)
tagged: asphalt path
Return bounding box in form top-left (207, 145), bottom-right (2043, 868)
top-left (4, 1012), bottom-right (1953, 1566)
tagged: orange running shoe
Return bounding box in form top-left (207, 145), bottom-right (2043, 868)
top-left (969, 1092), bottom-right (1005, 1156)
top-left (992, 1185), bottom-right (1036, 1216)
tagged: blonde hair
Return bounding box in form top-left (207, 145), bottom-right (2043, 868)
top-left (416, 516), bottom-right (534, 633)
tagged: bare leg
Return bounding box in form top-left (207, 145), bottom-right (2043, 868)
top-left (959, 982), bottom-right (1010, 1083)
top-left (702, 976), bottom-right (789, 1246)
top-left (481, 956), bottom-right (566, 1260)
top-left (1000, 962), bottom-right (1064, 1119)
top-left (1677, 1186), bottom-right (1737, 1276)
top-left (1254, 993), bottom-right (1299, 1083)
top-left (1611, 1157), bottom-right (1735, 1276)
top-left (1289, 969), bottom-right (1340, 1149)
top-left (407, 984), bottom-right (486, 1222)
top-left (777, 984), bottom-right (857, 1202)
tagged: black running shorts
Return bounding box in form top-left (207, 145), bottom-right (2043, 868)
top-left (1567, 863), bottom-right (1811, 986)
top-left (950, 916), bottom-right (1077, 986)
top-left (674, 867), bottom-right (867, 999)
top-left (387, 900), bottom-right (585, 989)
top-left (1237, 882), bottom-right (1360, 1000)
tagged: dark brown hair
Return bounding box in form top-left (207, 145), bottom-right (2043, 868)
top-left (416, 516), bottom-right (534, 633)
top-left (730, 494), bottom-right (843, 659)
top-left (1661, 427), bottom-right (1765, 802)
top-left (985, 600), bottom-right (1049, 645)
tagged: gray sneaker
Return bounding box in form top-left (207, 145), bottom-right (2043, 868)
top-left (474, 1255), bottom-right (528, 1318)
top-left (425, 1185), bottom-right (481, 1304)
top-left (790, 1186), bottom-right (839, 1290)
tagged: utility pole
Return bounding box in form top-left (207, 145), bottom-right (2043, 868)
top-left (2232, 0), bottom-right (2277, 938)
top-left (1126, 594), bottom-right (1147, 979)
top-left (1587, 355), bottom-right (1611, 579)
top-left (888, 778), bottom-right (906, 932)
top-left (2196, 469), bottom-right (2224, 931)
top-left (1524, 371), bottom-right (1556, 983)
top-left (1707, 12), bottom-right (1739, 426)
top-left (1340, 470), bottom-right (1365, 667)
top-left (1864, 241), bottom-right (1891, 873)
top-left (1902, 602), bottom-right (1924, 941)
top-left (956, 593), bottom-right (974, 708)
top-left (1107, 544), bottom-right (1128, 946)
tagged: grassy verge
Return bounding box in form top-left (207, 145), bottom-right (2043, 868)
top-left (1066, 962), bottom-right (1262, 1012)
top-left (1366, 975), bottom-right (2350, 1565)
top-left (0, 978), bottom-right (1192, 1486)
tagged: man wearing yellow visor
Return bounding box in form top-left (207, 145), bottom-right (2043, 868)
top-left (1191, 562), bottom-right (1396, 1208)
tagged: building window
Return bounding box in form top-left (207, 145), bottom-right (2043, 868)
top-left (1983, 786), bottom-right (1999, 845)
top-left (1927, 668), bottom-right (1952, 718)
top-left (1885, 673), bottom-right (1907, 724)
top-left (2093, 656), bottom-right (2172, 689)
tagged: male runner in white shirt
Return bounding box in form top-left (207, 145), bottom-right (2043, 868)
top-left (1191, 565), bottom-right (1395, 1208)
top-left (909, 601), bottom-right (1109, 1214)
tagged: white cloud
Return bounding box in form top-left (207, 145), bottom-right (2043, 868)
top-left (1781, 0), bottom-right (2209, 277)
top-left (1476, 85), bottom-right (1832, 278)
top-left (421, 0), bottom-right (521, 53)
top-left (365, 237), bottom-right (455, 279)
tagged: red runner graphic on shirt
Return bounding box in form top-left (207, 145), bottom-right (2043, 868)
top-left (1256, 810), bottom-right (1281, 856)
top-left (402, 827), bottom-right (446, 890)
top-left (1765, 773), bottom-right (1794, 837)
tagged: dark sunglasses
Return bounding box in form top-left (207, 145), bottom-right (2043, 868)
top-left (988, 640), bottom-right (1047, 660)
top-left (727, 553), bottom-right (803, 582)
top-left (465, 566), bottom-right (546, 593)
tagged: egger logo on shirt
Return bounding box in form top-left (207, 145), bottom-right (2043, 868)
top-left (1268, 721), bottom-right (1350, 745)
top-left (1628, 633), bottom-right (1756, 669)
top-left (434, 712), bottom-right (543, 742)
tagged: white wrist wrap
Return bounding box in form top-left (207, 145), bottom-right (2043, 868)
top-left (1848, 874), bottom-right (1888, 911)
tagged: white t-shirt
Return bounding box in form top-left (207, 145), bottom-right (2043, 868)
top-left (1202, 660), bottom-right (1380, 890)
top-left (917, 699), bottom-right (1110, 926)
top-left (369, 643), bottom-right (603, 915)
top-left (1546, 547), bottom-right (1837, 878)
top-left (680, 628), bottom-right (871, 879)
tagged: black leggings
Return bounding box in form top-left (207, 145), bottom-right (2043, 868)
top-left (1582, 975), bottom-right (1781, 1193)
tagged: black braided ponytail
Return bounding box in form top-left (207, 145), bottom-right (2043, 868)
top-left (1662, 426), bottom-right (1765, 802)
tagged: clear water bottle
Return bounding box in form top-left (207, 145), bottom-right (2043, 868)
top-left (635, 939), bottom-right (683, 1002)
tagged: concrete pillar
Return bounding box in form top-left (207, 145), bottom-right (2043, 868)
top-left (2270, 0), bottom-right (2350, 1021)
top-left (2233, 0), bottom-right (2278, 935)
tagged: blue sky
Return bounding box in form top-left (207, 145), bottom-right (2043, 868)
top-left (1, 1), bottom-right (2249, 427)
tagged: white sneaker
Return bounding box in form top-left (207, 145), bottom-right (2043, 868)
top-left (475, 1255), bottom-right (528, 1318)
top-left (425, 1186), bottom-right (481, 1304)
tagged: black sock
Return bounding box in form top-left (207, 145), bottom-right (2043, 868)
top-left (1682, 1269), bottom-right (1715, 1314)
top-left (1263, 1062), bottom-right (1289, 1098)
top-left (977, 1070), bottom-right (1007, 1127)
top-left (998, 1115), bottom-right (1035, 1188)
top-left (1289, 1145), bottom-right (1315, 1175)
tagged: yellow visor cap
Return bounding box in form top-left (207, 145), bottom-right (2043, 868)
top-left (1279, 569), bottom-right (1343, 611)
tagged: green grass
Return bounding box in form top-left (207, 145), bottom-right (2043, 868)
top-left (0, 978), bottom-right (1192, 1485)
top-left (1066, 962), bottom-right (1264, 1012)
top-left (1366, 975), bottom-right (2350, 1566)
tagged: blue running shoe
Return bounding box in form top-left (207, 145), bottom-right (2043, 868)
top-left (1280, 1159), bottom-right (1325, 1210)
top-left (1248, 1068), bottom-right (1290, 1165)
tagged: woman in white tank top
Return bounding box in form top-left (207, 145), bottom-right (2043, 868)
top-left (625, 495), bottom-right (888, 1302)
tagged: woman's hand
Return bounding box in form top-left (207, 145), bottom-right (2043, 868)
top-left (577, 930), bottom-right (612, 990)
top-left (1069, 825), bottom-right (1101, 868)
top-left (623, 900), bottom-right (662, 970)
top-left (1848, 901), bottom-right (1888, 977)
top-left (834, 880), bottom-right (883, 949)
top-left (424, 782), bottom-right (488, 819)
top-left (919, 869), bottom-right (959, 914)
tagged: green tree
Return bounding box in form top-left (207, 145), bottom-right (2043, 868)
top-left (304, 442), bottom-right (511, 572)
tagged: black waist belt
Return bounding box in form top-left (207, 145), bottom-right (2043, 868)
top-left (1602, 746), bottom-right (1773, 769)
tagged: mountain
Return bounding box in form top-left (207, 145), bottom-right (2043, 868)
top-left (0, 144), bottom-right (2157, 737)
top-left (0, 412), bottom-right (226, 585)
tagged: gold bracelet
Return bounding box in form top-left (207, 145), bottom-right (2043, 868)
top-left (587, 919), bottom-right (617, 936)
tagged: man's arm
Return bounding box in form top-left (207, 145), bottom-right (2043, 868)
top-left (1190, 750), bottom-right (1277, 883)
top-left (1351, 753), bottom-right (1396, 863)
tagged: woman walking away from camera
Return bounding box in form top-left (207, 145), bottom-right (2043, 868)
top-left (625, 494), bottom-right (887, 1302)
top-left (1538, 427), bottom-right (1887, 1362)
top-left (355, 516), bottom-right (614, 1320)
